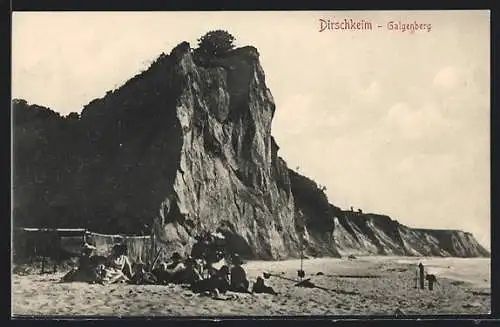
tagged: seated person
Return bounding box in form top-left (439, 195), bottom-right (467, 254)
top-left (229, 254), bottom-right (250, 293)
top-left (152, 262), bottom-right (169, 285)
top-left (252, 276), bottom-right (278, 295)
top-left (130, 262), bottom-right (158, 285)
top-left (164, 252), bottom-right (187, 284)
top-left (202, 260), bottom-right (218, 280)
top-left (214, 265), bottom-right (230, 293)
top-left (97, 243), bottom-right (133, 284)
top-left (190, 264), bottom-right (230, 295)
top-left (178, 256), bottom-right (203, 285)
top-left (61, 243), bottom-right (98, 283)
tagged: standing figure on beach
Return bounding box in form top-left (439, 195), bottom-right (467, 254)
top-left (418, 263), bottom-right (425, 290)
top-left (426, 274), bottom-right (437, 291)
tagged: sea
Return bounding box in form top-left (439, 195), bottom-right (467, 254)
top-left (386, 256), bottom-right (491, 289)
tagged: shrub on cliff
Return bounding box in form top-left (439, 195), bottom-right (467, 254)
top-left (197, 30), bottom-right (235, 56)
top-left (194, 30), bottom-right (236, 67)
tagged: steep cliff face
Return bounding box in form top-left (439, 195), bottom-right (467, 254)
top-left (13, 41), bottom-right (488, 259)
top-left (148, 43), bottom-right (303, 259)
top-left (13, 42), bottom-right (319, 259)
top-left (333, 211), bottom-right (489, 257)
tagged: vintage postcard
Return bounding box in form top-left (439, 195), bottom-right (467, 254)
top-left (11, 10), bottom-right (491, 317)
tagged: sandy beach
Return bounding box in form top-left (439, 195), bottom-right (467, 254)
top-left (12, 256), bottom-right (490, 317)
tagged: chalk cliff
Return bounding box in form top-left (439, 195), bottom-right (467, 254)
top-left (333, 212), bottom-right (489, 258)
top-left (12, 41), bottom-right (489, 259)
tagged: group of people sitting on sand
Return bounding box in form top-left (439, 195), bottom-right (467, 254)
top-left (62, 236), bottom-right (278, 297)
top-left (61, 242), bottom-right (133, 285)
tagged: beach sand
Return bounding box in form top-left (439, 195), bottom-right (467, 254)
top-left (11, 256), bottom-right (491, 317)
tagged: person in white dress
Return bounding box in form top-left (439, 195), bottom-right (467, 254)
top-left (97, 244), bottom-right (133, 284)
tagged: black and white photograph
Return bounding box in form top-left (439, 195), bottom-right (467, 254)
top-left (11, 10), bottom-right (491, 316)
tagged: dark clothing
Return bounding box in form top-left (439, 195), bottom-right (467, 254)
top-left (189, 264), bottom-right (229, 294)
top-left (230, 265), bottom-right (250, 293)
top-left (252, 282), bottom-right (278, 295)
top-left (191, 242), bottom-right (205, 260)
top-left (191, 274), bottom-right (229, 294)
top-left (214, 275), bottom-right (230, 293)
top-left (426, 274), bottom-right (437, 290)
top-left (89, 255), bottom-right (107, 267)
top-left (61, 254), bottom-right (98, 283)
top-left (252, 277), bottom-right (278, 295)
top-left (79, 255), bottom-right (92, 271)
top-left (181, 266), bottom-right (202, 285)
top-left (191, 278), bottom-right (212, 293)
top-left (166, 262), bottom-right (181, 270)
top-left (151, 264), bottom-right (191, 285)
top-left (152, 268), bottom-right (169, 285)
top-left (155, 262), bottom-right (186, 284)
top-left (130, 271), bottom-right (158, 285)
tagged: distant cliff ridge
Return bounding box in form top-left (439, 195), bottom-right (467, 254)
top-left (333, 212), bottom-right (489, 258)
top-left (12, 40), bottom-right (489, 259)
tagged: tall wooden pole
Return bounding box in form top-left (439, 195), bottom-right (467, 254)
top-left (150, 224), bottom-right (155, 269)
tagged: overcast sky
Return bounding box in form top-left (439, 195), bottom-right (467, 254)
top-left (12, 11), bottom-right (490, 249)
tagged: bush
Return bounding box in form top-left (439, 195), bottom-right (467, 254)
top-left (197, 30), bottom-right (235, 57)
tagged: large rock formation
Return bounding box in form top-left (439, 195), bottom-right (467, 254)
top-left (333, 212), bottom-right (489, 257)
top-left (12, 40), bottom-right (489, 259)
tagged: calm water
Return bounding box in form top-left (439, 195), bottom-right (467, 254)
top-left (246, 256), bottom-right (491, 289)
top-left (386, 256), bottom-right (491, 289)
